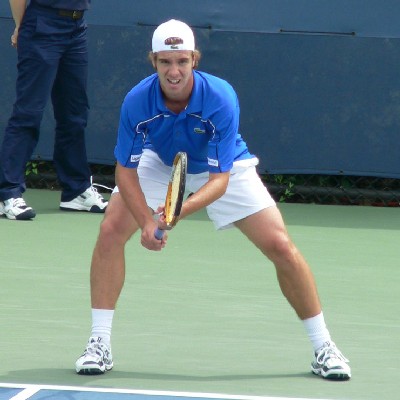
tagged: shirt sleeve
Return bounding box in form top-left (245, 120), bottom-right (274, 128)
top-left (114, 96), bottom-right (146, 168)
top-left (207, 88), bottom-right (240, 173)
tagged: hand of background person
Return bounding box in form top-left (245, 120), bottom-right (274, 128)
top-left (11, 27), bottom-right (18, 48)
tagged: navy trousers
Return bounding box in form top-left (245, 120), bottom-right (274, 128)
top-left (0, 2), bottom-right (91, 202)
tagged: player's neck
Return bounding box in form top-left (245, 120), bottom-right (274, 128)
top-left (165, 98), bottom-right (189, 114)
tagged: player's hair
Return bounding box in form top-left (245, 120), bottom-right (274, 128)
top-left (148, 50), bottom-right (202, 69)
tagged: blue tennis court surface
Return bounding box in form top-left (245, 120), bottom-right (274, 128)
top-left (0, 384), bottom-right (331, 400)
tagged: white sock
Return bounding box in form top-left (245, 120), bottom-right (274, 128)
top-left (303, 311), bottom-right (332, 352)
top-left (91, 308), bottom-right (114, 346)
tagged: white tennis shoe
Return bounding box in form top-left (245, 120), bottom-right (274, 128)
top-left (0, 197), bottom-right (36, 220)
top-left (60, 186), bottom-right (107, 213)
top-left (311, 341), bottom-right (351, 380)
top-left (75, 336), bottom-right (113, 375)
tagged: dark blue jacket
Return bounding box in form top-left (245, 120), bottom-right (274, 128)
top-left (32, 0), bottom-right (90, 10)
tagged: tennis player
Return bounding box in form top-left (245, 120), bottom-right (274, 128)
top-left (75, 19), bottom-right (351, 380)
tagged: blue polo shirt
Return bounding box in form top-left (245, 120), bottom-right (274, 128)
top-left (114, 70), bottom-right (254, 174)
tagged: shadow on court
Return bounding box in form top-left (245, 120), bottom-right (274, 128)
top-left (1, 369), bottom-right (313, 385)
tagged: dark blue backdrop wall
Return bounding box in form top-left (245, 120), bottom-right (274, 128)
top-left (1, 1), bottom-right (400, 177)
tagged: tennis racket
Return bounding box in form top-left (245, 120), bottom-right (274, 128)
top-left (154, 152), bottom-right (187, 240)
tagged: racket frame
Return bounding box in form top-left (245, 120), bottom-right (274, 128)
top-left (154, 152), bottom-right (187, 239)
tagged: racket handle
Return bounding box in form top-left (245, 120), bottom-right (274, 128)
top-left (154, 228), bottom-right (164, 240)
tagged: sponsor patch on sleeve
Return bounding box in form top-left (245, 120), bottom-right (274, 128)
top-left (207, 157), bottom-right (219, 167)
top-left (130, 154), bottom-right (142, 163)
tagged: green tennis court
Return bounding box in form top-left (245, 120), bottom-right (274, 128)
top-left (1, 189), bottom-right (399, 400)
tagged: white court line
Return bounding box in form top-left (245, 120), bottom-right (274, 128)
top-left (0, 382), bottom-right (332, 400)
top-left (9, 387), bottom-right (40, 400)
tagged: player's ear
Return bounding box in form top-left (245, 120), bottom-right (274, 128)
top-left (192, 52), bottom-right (195, 68)
top-left (149, 51), bottom-right (157, 69)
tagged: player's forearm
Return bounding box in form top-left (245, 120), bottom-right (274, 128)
top-left (115, 163), bottom-right (154, 230)
top-left (181, 171), bottom-right (229, 219)
top-left (9, 0), bottom-right (27, 28)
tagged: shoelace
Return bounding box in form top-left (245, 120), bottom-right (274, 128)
top-left (93, 182), bottom-right (113, 192)
top-left (86, 343), bottom-right (99, 354)
top-left (91, 175), bottom-right (113, 192)
top-left (316, 344), bottom-right (349, 364)
top-left (87, 185), bottom-right (103, 200)
top-left (12, 198), bottom-right (28, 208)
top-left (86, 341), bottom-right (112, 363)
top-left (86, 341), bottom-right (105, 356)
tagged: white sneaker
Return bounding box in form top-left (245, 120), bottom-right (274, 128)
top-left (60, 186), bottom-right (107, 213)
top-left (0, 197), bottom-right (36, 220)
top-left (75, 336), bottom-right (113, 375)
top-left (311, 341), bottom-right (351, 380)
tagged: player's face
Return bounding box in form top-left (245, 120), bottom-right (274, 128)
top-left (154, 51), bottom-right (194, 103)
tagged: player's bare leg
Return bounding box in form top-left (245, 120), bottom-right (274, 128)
top-left (91, 192), bottom-right (139, 310)
top-left (235, 206), bottom-right (321, 319)
top-left (76, 192), bottom-right (138, 375)
top-left (235, 206), bottom-right (351, 380)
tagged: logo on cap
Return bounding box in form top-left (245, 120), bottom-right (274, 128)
top-left (164, 37), bottom-right (184, 49)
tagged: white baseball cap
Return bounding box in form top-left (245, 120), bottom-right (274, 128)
top-left (152, 19), bottom-right (195, 53)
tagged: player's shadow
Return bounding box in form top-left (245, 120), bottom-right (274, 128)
top-left (1, 368), bottom-right (313, 386)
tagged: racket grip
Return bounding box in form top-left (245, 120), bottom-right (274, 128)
top-left (154, 228), bottom-right (165, 240)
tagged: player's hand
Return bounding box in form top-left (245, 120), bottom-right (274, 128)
top-left (154, 205), bottom-right (171, 232)
top-left (157, 212), bottom-right (172, 231)
top-left (141, 220), bottom-right (167, 251)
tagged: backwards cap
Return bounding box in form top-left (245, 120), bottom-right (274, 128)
top-left (152, 19), bottom-right (195, 53)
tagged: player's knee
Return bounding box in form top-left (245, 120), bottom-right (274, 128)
top-left (98, 215), bottom-right (132, 248)
top-left (264, 233), bottom-right (297, 264)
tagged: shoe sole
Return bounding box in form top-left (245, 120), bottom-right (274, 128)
top-left (312, 368), bottom-right (351, 380)
top-left (60, 205), bottom-right (106, 213)
top-left (76, 364), bottom-right (113, 375)
top-left (0, 210), bottom-right (36, 220)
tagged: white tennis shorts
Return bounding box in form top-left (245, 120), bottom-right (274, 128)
top-left (115, 149), bottom-right (276, 230)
